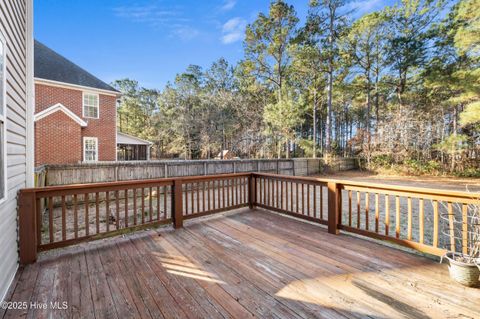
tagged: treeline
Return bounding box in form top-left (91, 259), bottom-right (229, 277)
top-left (113, 0), bottom-right (480, 175)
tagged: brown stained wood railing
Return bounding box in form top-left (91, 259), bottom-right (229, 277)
top-left (18, 172), bottom-right (479, 265)
top-left (251, 173), bottom-right (479, 257)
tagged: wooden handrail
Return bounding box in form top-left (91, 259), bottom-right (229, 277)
top-left (252, 173), bottom-right (479, 201)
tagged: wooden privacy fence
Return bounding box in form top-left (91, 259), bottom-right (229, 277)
top-left (18, 173), bottom-right (479, 264)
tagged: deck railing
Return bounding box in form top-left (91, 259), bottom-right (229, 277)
top-left (18, 172), bottom-right (479, 264)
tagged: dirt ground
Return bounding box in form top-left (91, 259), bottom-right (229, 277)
top-left (314, 170), bottom-right (480, 193)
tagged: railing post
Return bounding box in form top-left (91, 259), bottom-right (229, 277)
top-left (172, 179), bottom-right (183, 229)
top-left (327, 182), bottom-right (340, 235)
top-left (249, 174), bottom-right (256, 209)
top-left (18, 191), bottom-right (37, 264)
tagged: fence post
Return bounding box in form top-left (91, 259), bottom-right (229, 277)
top-left (18, 190), bottom-right (37, 264)
top-left (249, 174), bottom-right (256, 209)
top-left (327, 182), bottom-right (340, 235)
top-left (172, 179), bottom-right (183, 229)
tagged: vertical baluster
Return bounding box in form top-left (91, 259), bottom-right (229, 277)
top-left (407, 197), bottom-right (412, 240)
top-left (157, 186), bottom-right (160, 220)
top-left (313, 185), bottom-right (317, 218)
top-left (244, 177), bottom-right (247, 204)
top-left (385, 195), bottom-right (389, 236)
top-left (433, 200), bottom-right (439, 247)
top-left (419, 198), bottom-right (424, 243)
top-left (197, 182), bottom-right (201, 212)
top-left (133, 189), bottom-right (138, 225)
top-left (74, 194), bottom-right (78, 238)
top-left (115, 191), bottom-right (120, 229)
top-left (191, 183), bottom-right (195, 214)
top-left (374, 193), bottom-right (379, 233)
top-left (84, 193), bottom-right (90, 236)
top-left (208, 181), bottom-right (211, 211)
top-left (48, 197), bottom-right (54, 242)
top-left (61, 196), bottom-right (66, 241)
top-left (227, 179), bottom-right (231, 207)
top-left (462, 204), bottom-right (468, 254)
top-left (348, 190), bottom-right (352, 227)
top-left (95, 192), bottom-right (100, 234)
top-left (124, 190), bottom-right (128, 228)
top-left (356, 191), bottom-right (361, 228)
top-left (213, 181), bottom-right (217, 210)
top-left (203, 182), bottom-right (206, 212)
top-left (320, 186), bottom-right (323, 220)
top-left (290, 182), bottom-right (293, 213)
top-left (296, 183), bottom-right (299, 213)
top-left (164, 185), bottom-right (167, 219)
top-left (236, 178), bottom-right (240, 206)
top-left (222, 179), bottom-right (226, 208)
top-left (281, 181), bottom-right (284, 210)
top-left (36, 198), bottom-right (42, 245)
top-left (365, 193), bottom-right (369, 231)
top-left (307, 184), bottom-right (310, 217)
top-left (231, 178), bottom-right (235, 206)
top-left (140, 188), bottom-right (145, 224)
top-left (265, 179), bottom-right (268, 206)
top-left (447, 202), bottom-right (455, 252)
top-left (275, 179), bottom-right (280, 208)
top-left (185, 184), bottom-right (189, 215)
top-left (149, 187), bottom-right (153, 222)
top-left (267, 179), bottom-right (271, 207)
top-left (395, 196), bottom-right (400, 239)
top-left (302, 183), bottom-right (305, 215)
top-left (106, 192), bottom-right (110, 232)
top-left (217, 180), bottom-right (221, 208)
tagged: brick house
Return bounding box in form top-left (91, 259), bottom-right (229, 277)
top-left (34, 40), bottom-right (120, 166)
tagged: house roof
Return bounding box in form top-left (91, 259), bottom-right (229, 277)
top-left (34, 40), bottom-right (119, 93)
top-left (117, 132), bottom-right (153, 145)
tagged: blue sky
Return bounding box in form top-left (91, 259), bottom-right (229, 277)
top-left (35, 0), bottom-right (392, 89)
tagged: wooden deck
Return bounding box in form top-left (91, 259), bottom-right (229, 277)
top-left (4, 208), bottom-right (480, 319)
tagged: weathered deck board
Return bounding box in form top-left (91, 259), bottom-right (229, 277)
top-left (4, 208), bottom-right (480, 319)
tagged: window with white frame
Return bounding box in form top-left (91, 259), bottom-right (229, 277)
top-left (0, 35), bottom-right (6, 201)
top-left (83, 93), bottom-right (99, 118)
top-left (83, 137), bottom-right (98, 162)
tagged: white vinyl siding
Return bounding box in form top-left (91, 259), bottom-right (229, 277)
top-left (83, 137), bottom-right (98, 162)
top-left (0, 35), bottom-right (5, 202)
top-left (82, 92), bottom-right (99, 118)
top-left (0, 0), bottom-right (32, 302)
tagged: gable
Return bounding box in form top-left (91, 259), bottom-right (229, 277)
top-left (34, 103), bottom-right (87, 127)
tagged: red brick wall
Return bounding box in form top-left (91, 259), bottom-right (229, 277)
top-left (35, 83), bottom-right (117, 165)
top-left (35, 111), bottom-right (82, 166)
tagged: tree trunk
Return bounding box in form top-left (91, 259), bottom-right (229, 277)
top-left (313, 90), bottom-right (317, 158)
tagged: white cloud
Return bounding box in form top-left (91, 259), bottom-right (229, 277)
top-left (221, 17), bottom-right (247, 44)
top-left (172, 25), bottom-right (201, 41)
top-left (114, 4), bottom-right (199, 41)
top-left (221, 0), bottom-right (237, 11)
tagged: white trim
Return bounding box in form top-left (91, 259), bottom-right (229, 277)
top-left (83, 137), bottom-right (98, 162)
top-left (117, 131), bottom-right (154, 145)
top-left (34, 77), bottom-right (120, 96)
top-left (0, 31), bottom-right (7, 205)
top-left (82, 92), bottom-right (99, 119)
top-left (34, 103), bottom-right (88, 127)
top-left (25, 0), bottom-right (34, 188)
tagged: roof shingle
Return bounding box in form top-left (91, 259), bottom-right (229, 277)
top-left (34, 40), bottom-right (119, 93)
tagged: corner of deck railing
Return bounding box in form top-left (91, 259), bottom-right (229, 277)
top-left (18, 189), bottom-right (38, 264)
top-left (172, 178), bottom-right (184, 229)
top-left (249, 173), bottom-right (256, 209)
top-left (327, 181), bottom-right (341, 235)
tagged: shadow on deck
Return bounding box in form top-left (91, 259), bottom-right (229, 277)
top-left (4, 208), bottom-right (480, 319)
